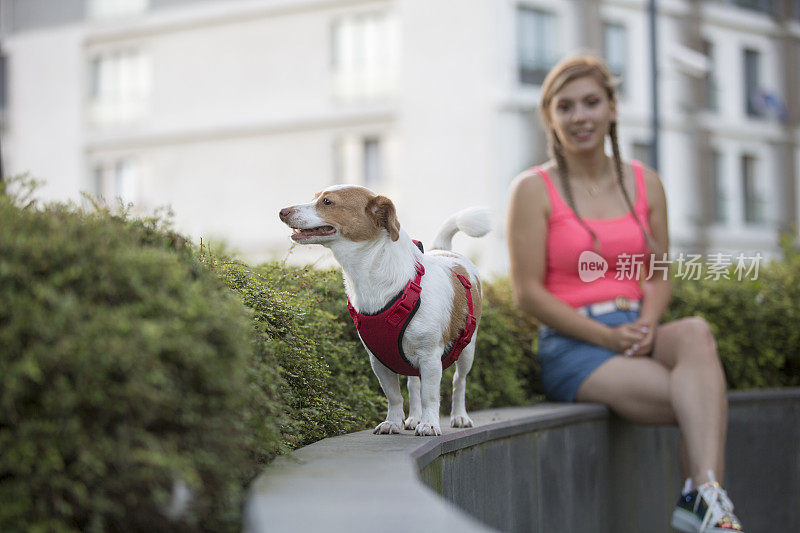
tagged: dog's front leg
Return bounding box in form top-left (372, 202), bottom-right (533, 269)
top-left (369, 353), bottom-right (405, 434)
top-left (415, 357), bottom-right (443, 436)
top-left (404, 376), bottom-right (422, 430)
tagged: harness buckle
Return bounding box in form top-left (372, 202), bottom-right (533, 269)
top-left (407, 280), bottom-right (422, 295)
top-left (386, 281), bottom-right (421, 327)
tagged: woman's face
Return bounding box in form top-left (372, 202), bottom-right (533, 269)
top-left (547, 75), bottom-right (616, 155)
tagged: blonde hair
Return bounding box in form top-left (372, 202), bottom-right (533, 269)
top-left (539, 54), bottom-right (656, 254)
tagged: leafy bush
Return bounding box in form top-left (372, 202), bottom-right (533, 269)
top-left (208, 260), bottom-right (385, 448)
top-left (666, 239), bottom-right (800, 389)
top-left (0, 194), bottom-right (267, 532)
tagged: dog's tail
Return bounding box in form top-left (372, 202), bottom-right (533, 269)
top-left (431, 207), bottom-right (492, 251)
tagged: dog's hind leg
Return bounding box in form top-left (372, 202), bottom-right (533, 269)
top-left (369, 353), bottom-right (405, 434)
top-left (415, 356), bottom-right (443, 436)
top-left (404, 376), bottom-right (422, 430)
top-left (450, 337), bottom-right (476, 428)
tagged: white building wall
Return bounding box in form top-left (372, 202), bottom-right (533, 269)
top-left (397, 0), bottom-right (511, 272)
top-left (1, 0), bottom-right (797, 274)
top-left (80, 1), bottom-right (400, 264)
top-left (4, 25), bottom-right (85, 201)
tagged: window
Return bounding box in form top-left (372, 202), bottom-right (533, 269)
top-left (517, 7), bottom-right (558, 86)
top-left (363, 138), bottom-right (382, 187)
top-left (88, 49), bottom-right (152, 126)
top-left (741, 154), bottom-right (764, 225)
top-left (332, 12), bottom-right (399, 102)
top-left (115, 159), bottom-right (138, 205)
top-left (632, 141), bottom-right (653, 169)
top-left (603, 22), bottom-right (627, 94)
top-left (333, 135), bottom-right (386, 186)
top-left (709, 150), bottom-right (726, 223)
top-left (702, 40), bottom-right (717, 112)
top-left (92, 157), bottom-right (140, 205)
top-left (729, 0), bottom-right (775, 15)
top-left (92, 165), bottom-right (104, 197)
top-left (743, 49), bottom-right (761, 117)
top-left (88, 0), bottom-right (149, 20)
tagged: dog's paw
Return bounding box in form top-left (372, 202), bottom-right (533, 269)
top-left (373, 421), bottom-right (403, 435)
top-left (450, 414), bottom-right (474, 428)
top-left (404, 416), bottom-right (420, 430)
top-left (414, 423), bottom-right (442, 437)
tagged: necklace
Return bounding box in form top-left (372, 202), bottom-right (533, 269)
top-left (582, 182), bottom-right (602, 196)
top-left (576, 159), bottom-right (613, 197)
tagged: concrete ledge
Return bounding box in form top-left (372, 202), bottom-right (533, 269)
top-left (244, 388), bottom-right (800, 533)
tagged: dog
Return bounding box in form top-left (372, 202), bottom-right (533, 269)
top-left (279, 185), bottom-right (491, 436)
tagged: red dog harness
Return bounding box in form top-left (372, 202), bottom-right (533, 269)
top-left (346, 260), bottom-right (477, 377)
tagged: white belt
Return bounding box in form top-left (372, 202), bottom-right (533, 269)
top-left (539, 297), bottom-right (640, 336)
top-left (577, 296), bottom-right (640, 316)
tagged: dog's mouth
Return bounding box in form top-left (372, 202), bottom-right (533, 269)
top-left (291, 225), bottom-right (337, 241)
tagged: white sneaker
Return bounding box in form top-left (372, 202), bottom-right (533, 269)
top-left (670, 471), bottom-right (744, 532)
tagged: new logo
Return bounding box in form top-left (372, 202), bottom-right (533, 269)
top-left (578, 250), bottom-right (608, 282)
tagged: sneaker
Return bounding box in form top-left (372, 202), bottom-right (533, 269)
top-left (670, 472), bottom-right (744, 532)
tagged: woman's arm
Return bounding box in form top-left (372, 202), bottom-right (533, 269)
top-left (630, 165), bottom-right (672, 355)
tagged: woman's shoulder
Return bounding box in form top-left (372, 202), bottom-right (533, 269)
top-left (629, 160), bottom-right (661, 187)
top-left (628, 159), bottom-right (666, 208)
top-left (511, 161), bottom-right (557, 192)
top-left (509, 161), bottom-right (555, 214)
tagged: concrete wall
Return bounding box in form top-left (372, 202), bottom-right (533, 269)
top-left (419, 389), bottom-right (800, 533)
top-left (245, 388), bottom-right (800, 533)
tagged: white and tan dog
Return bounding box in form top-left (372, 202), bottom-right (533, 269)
top-left (279, 185), bottom-right (490, 436)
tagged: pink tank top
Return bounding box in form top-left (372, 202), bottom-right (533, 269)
top-left (535, 161), bottom-right (651, 308)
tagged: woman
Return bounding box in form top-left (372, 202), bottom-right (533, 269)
top-left (506, 55), bottom-right (744, 532)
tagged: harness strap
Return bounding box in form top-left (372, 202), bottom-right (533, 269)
top-left (442, 273), bottom-right (477, 367)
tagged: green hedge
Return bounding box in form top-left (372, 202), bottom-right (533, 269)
top-left (665, 239), bottom-right (800, 389)
top-left (2, 176), bottom-right (798, 530)
top-left (208, 260), bottom-right (386, 448)
top-left (0, 201), bottom-right (266, 531)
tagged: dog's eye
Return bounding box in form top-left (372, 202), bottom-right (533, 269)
top-left (322, 198), bottom-right (333, 206)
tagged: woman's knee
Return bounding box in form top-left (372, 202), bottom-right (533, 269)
top-left (676, 317), bottom-right (726, 371)
top-left (679, 316), bottom-right (717, 352)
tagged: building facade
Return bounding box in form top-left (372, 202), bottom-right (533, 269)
top-left (1, 0), bottom-right (798, 274)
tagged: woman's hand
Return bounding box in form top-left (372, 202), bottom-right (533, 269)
top-left (629, 320), bottom-right (655, 356)
top-left (603, 322), bottom-right (651, 356)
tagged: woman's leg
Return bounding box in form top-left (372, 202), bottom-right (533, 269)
top-left (575, 316), bottom-right (727, 485)
top-left (651, 317), bottom-right (728, 484)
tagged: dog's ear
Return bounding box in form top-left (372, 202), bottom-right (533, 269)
top-left (367, 195), bottom-right (400, 241)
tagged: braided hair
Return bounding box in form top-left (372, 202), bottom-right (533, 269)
top-left (540, 55), bottom-right (657, 255)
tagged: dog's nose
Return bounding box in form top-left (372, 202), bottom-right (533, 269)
top-left (279, 207), bottom-right (294, 221)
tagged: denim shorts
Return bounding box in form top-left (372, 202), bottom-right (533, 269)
top-left (537, 308), bottom-right (640, 402)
